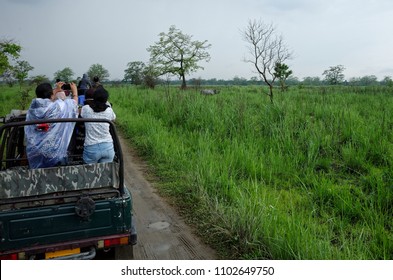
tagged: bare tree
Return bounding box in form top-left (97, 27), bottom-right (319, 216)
top-left (243, 19), bottom-right (292, 103)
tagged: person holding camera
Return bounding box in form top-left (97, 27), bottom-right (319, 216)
top-left (24, 82), bottom-right (79, 168)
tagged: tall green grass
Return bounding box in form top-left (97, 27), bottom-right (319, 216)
top-left (0, 85), bottom-right (24, 116)
top-left (110, 85), bottom-right (392, 259)
top-left (2, 84), bottom-right (392, 259)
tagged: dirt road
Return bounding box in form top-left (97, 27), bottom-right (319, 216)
top-left (116, 135), bottom-right (217, 260)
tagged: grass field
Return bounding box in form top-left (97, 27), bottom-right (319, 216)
top-left (1, 84), bottom-right (392, 259)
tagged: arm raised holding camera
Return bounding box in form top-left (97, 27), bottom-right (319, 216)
top-left (53, 81), bottom-right (64, 95)
top-left (53, 82), bottom-right (78, 103)
top-left (69, 82), bottom-right (78, 104)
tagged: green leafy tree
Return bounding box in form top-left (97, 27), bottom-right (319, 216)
top-left (87, 63), bottom-right (109, 82)
top-left (286, 76), bottom-right (299, 86)
top-left (54, 67), bottom-right (74, 82)
top-left (147, 25), bottom-right (211, 89)
top-left (233, 76), bottom-right (248, 86)
top-left (11, 60), bottom-right (34, 110)
top-left (322, 65), bottom-right (345, 85)
top-left (382, 76), bottom-right (393, 87)
top-left (243, 19), bottom-right (292, 103)
top-left (30, 75), bottom-right (50, 85)
top-left (359, 75), bottom-right (378, 86)
top-left (274, 62), bottom-right (293, 91)
top-left (302, 76), bottom-right (322, 86)
top-left (250, 76), bottom-right (259, 85)
top-left (13, 60), bottom-right (34, 85)
top-left (2, 69), bottom-right (16, 86)
top-left (142, 64), bottom-right (160, 89)
top-left (124, 61), bottom-right (146, 85)
top-left (0, 40), bottom-right (22, 75)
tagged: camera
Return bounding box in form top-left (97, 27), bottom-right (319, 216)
top-left (61, 83), bottom-right (71, 90)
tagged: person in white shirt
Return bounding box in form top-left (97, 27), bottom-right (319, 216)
top-left (80, 87), bottom-right (116, 164)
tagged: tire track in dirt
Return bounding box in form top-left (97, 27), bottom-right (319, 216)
top-left (118, 135), bottom-right (217, 260)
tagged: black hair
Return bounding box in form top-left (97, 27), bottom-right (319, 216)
top-left (85, 88), bottom-right (95, 99)
top-left (35, 83), bottom-right (53, 99)
top-left (93, 76), bottom-right (99, 82)
top-left (84, 88), bottom-right (95, 106)
top-left (91, 87), bottom-right (109, 112)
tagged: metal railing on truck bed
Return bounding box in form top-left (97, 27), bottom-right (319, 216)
top-left (0, 118), bottom-right (126, 206)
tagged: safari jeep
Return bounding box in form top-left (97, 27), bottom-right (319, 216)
top-left (0, 110), bottom-right (136, 260)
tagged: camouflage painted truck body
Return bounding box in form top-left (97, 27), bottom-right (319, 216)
top-left (0, 112), bottom-right (135, 259)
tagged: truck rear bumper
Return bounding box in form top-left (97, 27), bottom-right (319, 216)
top-left (46, 247), bottom-right (97, 260)
top-left (0, 233), bottom-right (133, 260)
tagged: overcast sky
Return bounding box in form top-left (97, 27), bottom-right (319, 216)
top-left (1, 0), bottom-right (393, 81)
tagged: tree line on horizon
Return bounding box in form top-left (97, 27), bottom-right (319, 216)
top-left (2, 21), bottom-right (393, 96)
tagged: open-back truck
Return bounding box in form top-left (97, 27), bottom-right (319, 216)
top-left (0, 110), bottom-right (136, 260)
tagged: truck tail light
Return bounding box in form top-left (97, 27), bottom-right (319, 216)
top-left (0, 253), bottom-right (18, 260)
top-left (0, 252), bottom-right (26, 260)
top-left (104, 236), bottom-right (129, 247)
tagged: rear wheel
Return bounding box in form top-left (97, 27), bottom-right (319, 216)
top-left (95, 248), bottom-right (115, 260)
top-left (94, 245), bottom-right (134, 260)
